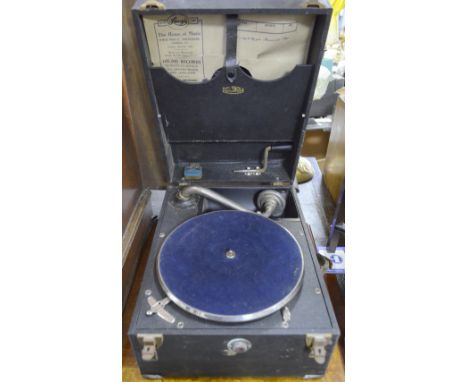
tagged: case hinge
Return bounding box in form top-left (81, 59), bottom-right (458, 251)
top-left (305, 334), bottom-right (332, 364)
top-left (137, 334), bottom-right (163, 362)
top-left (139, 0), bottom-right (165, 10)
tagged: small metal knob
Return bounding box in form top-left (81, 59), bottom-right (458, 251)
top-left (226, 338), bottom-right (252, 355)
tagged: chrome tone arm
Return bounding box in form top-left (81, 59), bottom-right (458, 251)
top-left (177, 186), bottom-right (286, 218)
top-left (177, 186), bottom-right (250, 213)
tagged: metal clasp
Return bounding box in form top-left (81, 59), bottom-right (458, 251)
top-left (137, 334), bottom-right (163, 362)
top-left (305, 334), bottom-right (332, 364)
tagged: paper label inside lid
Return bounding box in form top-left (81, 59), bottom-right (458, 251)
top-left (142, 14), bottom-right (315, 82)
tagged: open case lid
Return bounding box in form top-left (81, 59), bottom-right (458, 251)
top-left (132, 0), bottom-right (331, 186)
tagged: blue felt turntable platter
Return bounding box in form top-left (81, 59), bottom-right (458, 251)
top-left (157, 210), bottom-right (304, 322)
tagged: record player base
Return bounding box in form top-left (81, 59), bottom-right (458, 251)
top-left (122, 224), bottom-right (344, 382)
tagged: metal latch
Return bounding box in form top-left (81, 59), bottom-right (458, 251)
top-left (305, 334), bottom-right (332, 364)
top-left (137, 334), bottom-right (163, 362)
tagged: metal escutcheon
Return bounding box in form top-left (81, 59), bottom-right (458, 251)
top-left (223, 338), bottom-right (252, 356)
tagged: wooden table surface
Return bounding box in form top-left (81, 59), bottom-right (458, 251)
top-left (122, 224), bottom-right (345, 382)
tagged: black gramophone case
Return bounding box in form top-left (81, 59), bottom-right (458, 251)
top-left (129, 0), bottom-right (339, 378)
